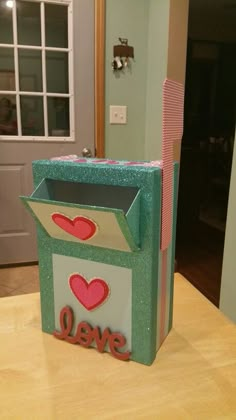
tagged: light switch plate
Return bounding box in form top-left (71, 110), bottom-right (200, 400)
top-left (110, 106), bottom-right (127, 124)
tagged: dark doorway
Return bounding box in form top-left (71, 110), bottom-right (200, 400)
top-left (176, 0), bottom-right (236, 306)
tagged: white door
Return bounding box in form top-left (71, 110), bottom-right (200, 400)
top-left (0, 0), bottom-right (95, 264)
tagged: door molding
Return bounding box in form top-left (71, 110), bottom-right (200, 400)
top-left (95, 0), bottom-right (105, 158)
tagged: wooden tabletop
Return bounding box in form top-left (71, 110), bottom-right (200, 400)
top-left (1, 273), bottom-right (236, 419)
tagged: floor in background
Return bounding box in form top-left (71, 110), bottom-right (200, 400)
top-left (176, 221), bottom-right (224, 307)
top-left (0, 265), bottom-right (39, 297)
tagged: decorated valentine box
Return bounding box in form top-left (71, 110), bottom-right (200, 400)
top-left (21, 157), bottom-right (179, 365)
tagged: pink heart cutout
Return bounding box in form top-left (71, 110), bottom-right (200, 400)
top-left (52, 213), bottom-right (97, 241)
top-left (69, 274), bottom-right (109, 310)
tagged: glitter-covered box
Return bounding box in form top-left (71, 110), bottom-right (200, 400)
top-left (21, 156), bottom-right (178, 365)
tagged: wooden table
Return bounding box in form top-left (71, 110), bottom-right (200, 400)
top-left (1, 274), bottom-right (236, 419)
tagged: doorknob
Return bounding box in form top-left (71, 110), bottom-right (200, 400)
top-left (82, 147), bottom-right (93, 158)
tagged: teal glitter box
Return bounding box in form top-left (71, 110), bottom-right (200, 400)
top-left (21, 157), bottom-right (178, 365)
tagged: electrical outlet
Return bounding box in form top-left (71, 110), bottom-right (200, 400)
top-left (110, 106), bottom-right (127, 124)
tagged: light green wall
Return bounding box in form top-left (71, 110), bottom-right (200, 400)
top-left (220, 130), bottom-right (236, 323)
top-left (145, 0), bottom-right (170, 160)
top-left (105, 0), bottom-right (149, 160)
top-left (105, 0), bottom-right (172, 161)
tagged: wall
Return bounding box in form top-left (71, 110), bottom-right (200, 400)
top-left (145, 0), bottom-right (170, 161)
top-left (167, 0), bottom-right (189, 84)
top-left (105, 0), bottom-right (189, 162)
top-left (145, 0), bottom-right (189, 161)
top-left (105, 0), bottom-right (149, 161)
top-left (167, 0), bottom-right (189, 162)
top-left (220, 129), bottom-right (236, 323)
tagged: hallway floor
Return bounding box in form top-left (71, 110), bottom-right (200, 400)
top-left (0, 265), bottom-right (39, 297)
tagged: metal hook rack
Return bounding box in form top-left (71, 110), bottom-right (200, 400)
top-left (113, 38), bottom-right (134, 59)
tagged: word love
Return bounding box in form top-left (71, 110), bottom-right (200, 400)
top-left (54, 306), bottom-right (131, 362)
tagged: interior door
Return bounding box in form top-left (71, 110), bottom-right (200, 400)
top-left (0, 0), bottom-right (95, 265)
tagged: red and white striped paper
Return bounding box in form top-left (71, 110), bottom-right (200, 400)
top-left (161, 79), bottom-right (184, 250)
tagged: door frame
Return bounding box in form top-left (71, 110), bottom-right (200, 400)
top-left (95, 0), bottom-right (105, 158)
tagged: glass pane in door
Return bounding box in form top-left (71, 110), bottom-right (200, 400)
top-left (20, 95), bottom-right (44, 136)
top-left (18, 49), bottom-right (42, 92)
top-left (45, 4), bottom-right (68, 48)
top-left (0, 0), bottom-right (13, 44)
top-left (0, 48), bottom-right (15, 90)
top-left (47, 97), bottom-right (69, 136)
top-left (0, 94), bottom-right (17, 135)
top-left (46, 51), bottom-right (68, 93)
top-left (17, 1), bottom-right (41, 46)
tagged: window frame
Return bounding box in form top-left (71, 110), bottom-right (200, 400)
top-left (0, 0), bottom-right (74, 142)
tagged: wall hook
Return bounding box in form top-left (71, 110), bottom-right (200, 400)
top-left (113, 38), bottom-right (134, 60)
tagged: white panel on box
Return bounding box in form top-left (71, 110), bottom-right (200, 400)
top-left (53, 254), bottom-right (132, 352)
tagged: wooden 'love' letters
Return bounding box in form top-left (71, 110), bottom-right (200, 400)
top-left (54, 306), bottom-right (131, 361)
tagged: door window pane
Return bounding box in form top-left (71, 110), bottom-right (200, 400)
top-left (20, 96), bottom-right (44, 136)
top-left (46, 51), bottom-right (68, 93)
top-left (0, 1), bottom-right (72, 140)
top-left (0, 0), bottom-right (13, 44)
top-left (19, 50), bottom-right (42, 92)
top-left (17, 1), bottom-right (41, 46)
top-left (0, 95), bottom-right (17, 135)
top-left (0, 48), bottom-right (15, 90)
top-left (48, 97), bottom-right (69, 136)
top-left (45, 4), bottom-right (68, 48)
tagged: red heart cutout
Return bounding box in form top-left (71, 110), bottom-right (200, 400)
top-left (52, 213), bottom-right (97, 241)
top-left (69, 274), bottom-right (109, 310)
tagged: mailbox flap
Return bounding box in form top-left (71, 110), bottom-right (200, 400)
top-left (21, 178), bottom-right (140, 252)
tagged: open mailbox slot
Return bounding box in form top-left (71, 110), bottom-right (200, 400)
top-left (21, 178), bottom-right (141, 252)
